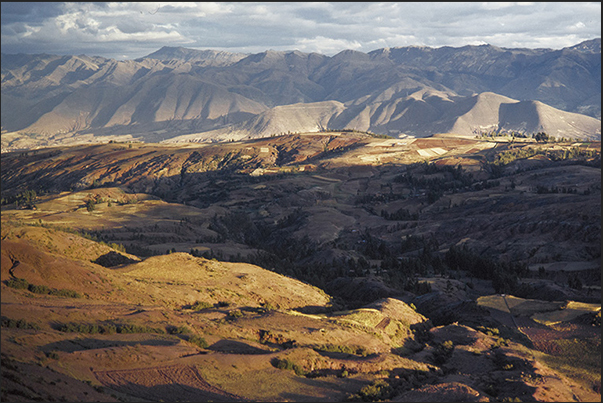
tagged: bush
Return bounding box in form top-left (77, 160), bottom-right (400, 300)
top-left (431, 340), bottom-right (454, 365)
top-left (118, 323), bottom-right (164, 334)
top-left (28, 284), bottom-right (50, 294)
top-left (314, 343), bottom-right (369, 357)
top-left (1, 316), bottom-right (40, 330)
top-left (60, 323), bottom-right (101, 334)
top-left (59, 322), bottom-right (164, 334)
top-left (190, 301), bottom-right (213, 311)
top-left (477, 326), bottom-right (500, 336)
top-left (49, 288), bottom-right (82, 298)
top-left (103, 324), bottom-right (117, 335)
top-left (356, 379), bottom-right (393, 401)
top-left (167, 325), bottom-right (191, 334)
top-left (188, 335), bottom-right (209, 349)
top-left (261, 302), bottom-right (276, 312)
top-left (227, 309), bottom-right (243, 319)
top-left (45, 351), bottom-right (60, 360)
top-left (6, 278), bottom-right (81, 298)
top-left (85, 198), bottom-right (96, 213)
top-left (271, 357), bottom-right (306, 376)
top-left (5, 278), bottom-right (29, 289)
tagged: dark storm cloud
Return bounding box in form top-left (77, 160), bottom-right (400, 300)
top-left (1, 2), bottom-right (64, 25)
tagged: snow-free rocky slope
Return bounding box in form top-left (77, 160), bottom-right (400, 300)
top-left (1, 40), bottom-right (600, 151)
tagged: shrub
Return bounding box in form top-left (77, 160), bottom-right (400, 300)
top-left (117, 324), bottom-right (165, 334)
top-left (227, 309), bottom-right (243, 319)
top-left (85, 198), bottom-right (96, 213)
top-left (262, 302), bottom-right (276, 312)
top-left (272, 357), bottom-right (294, 370)
top-left (167, 325), bottom-right (191, 334)
top-left (314, 343), bottom-right (369, 357)
top-left (493, 350), bottom-right (514, 370)
top-left (1, 316), bottom-right (40, 330)
top-left (60, 323), bottom-right (101, 334)
top-left (6, 278), bottom-right (81, 298)
top-left (431, 340), bottom-right (454, 365)
top-left (593, 311), bottom-right (601, 327)
top-left (271, 357), bottom-right (306, 376)
top-left (477, 326), bottom-right (500, 336)
top-left (188, 335), bottom-right (209, 349)
top-left (59, 322), bottom-right (163, 334)
top-left (356, 379), bottom-right (393, 401)
top-left (28, 284), bottom-right (50, 294)
top-left (49, 288), bottom-right (81, 298)
top-left (190, 301), bottom-right (213, 311)
top-left (103, 324), bottom-right (117, 335)
top-left (117, 323), bottom-right (164, 334)
top-left (5, 278), bottom-right (29, 289)
top-left (258, 330), bottom-right (296, 348)
top-left (45, 351), bottom-right (60, 360)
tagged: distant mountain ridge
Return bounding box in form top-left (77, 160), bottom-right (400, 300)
top-left (1, 39), bottom-right (600, 151)
top-left (141, 46), bottom-right (249, 66)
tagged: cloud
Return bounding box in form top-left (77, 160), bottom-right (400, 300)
top-left (295, 36), bottom-right (363, 55)
top-left (0, 2), bottom-right (600, 59)
top-left (0, 2), bottom-right (64, 25)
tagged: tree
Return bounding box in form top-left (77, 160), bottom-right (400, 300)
top-left (85, 198), bottom-right (96, 213)
top-left (534, 132), bottom-right (549, 142)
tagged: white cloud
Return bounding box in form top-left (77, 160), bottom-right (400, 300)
top-left (295, 36), bottom-right (363, 54)
top-left (0, 2), bottom-right (600, 59)
top-left (570, 21), bottom-right (587, 31)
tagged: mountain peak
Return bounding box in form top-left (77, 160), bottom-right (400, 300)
top-left (141, 46), bottom-right (247, 65)
top-left (331, 49), bottom-right (369, 62)
top-left (567, 38), bottom-right (601, 53)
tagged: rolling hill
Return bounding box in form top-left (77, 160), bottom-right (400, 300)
top-left (166, 91), bottom-right (601, 143)
top-left (1, 133), bottom-right (600, 402)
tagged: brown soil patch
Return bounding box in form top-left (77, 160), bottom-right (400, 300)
top-left (412, 138), bottom-right (477, 149)
top-left (94, 364), bottom-right (246, 401)
top-left (519, 317), bottom-right (600, 356)
top-left (394, 382), bottom-right (488, 402)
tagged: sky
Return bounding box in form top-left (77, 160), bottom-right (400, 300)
top-left (1, 2), bottom-right (601, 60)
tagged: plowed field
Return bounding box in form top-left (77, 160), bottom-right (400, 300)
top-left (95, 364), bottom-right (246, 402)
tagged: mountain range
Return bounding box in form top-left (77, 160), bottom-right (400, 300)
top-left (1, 39), bottom-right (601, 151)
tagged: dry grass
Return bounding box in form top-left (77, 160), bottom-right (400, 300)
top-left (1, 137), bottom-right (600, 402)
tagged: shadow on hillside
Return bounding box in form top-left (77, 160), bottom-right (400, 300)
top-left (293, 305), bottom-right (335, 314)
top-left (390, 337), bottom-right (426, 357)
top-left (77, 112), bottom-right (258, 142)
top-left (207, 339), bottom-right (274, 355)
top-left (92, 251), bottom-right (139, 267)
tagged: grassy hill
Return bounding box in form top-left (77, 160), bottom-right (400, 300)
top-left (1, 133), bottom-right (600, 401)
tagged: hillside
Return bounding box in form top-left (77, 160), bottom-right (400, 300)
top-left (166, 92), bottom-right (601, 143)
top-left (2, 40), bottom-right (600, 151)
top-left (1, 133), bottom-right (600, 402)
top-left (1, 132), bottom-right (601, 401)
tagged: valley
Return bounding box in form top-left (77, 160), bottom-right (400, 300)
top-left (1, 132), bottom-right (600, 402)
